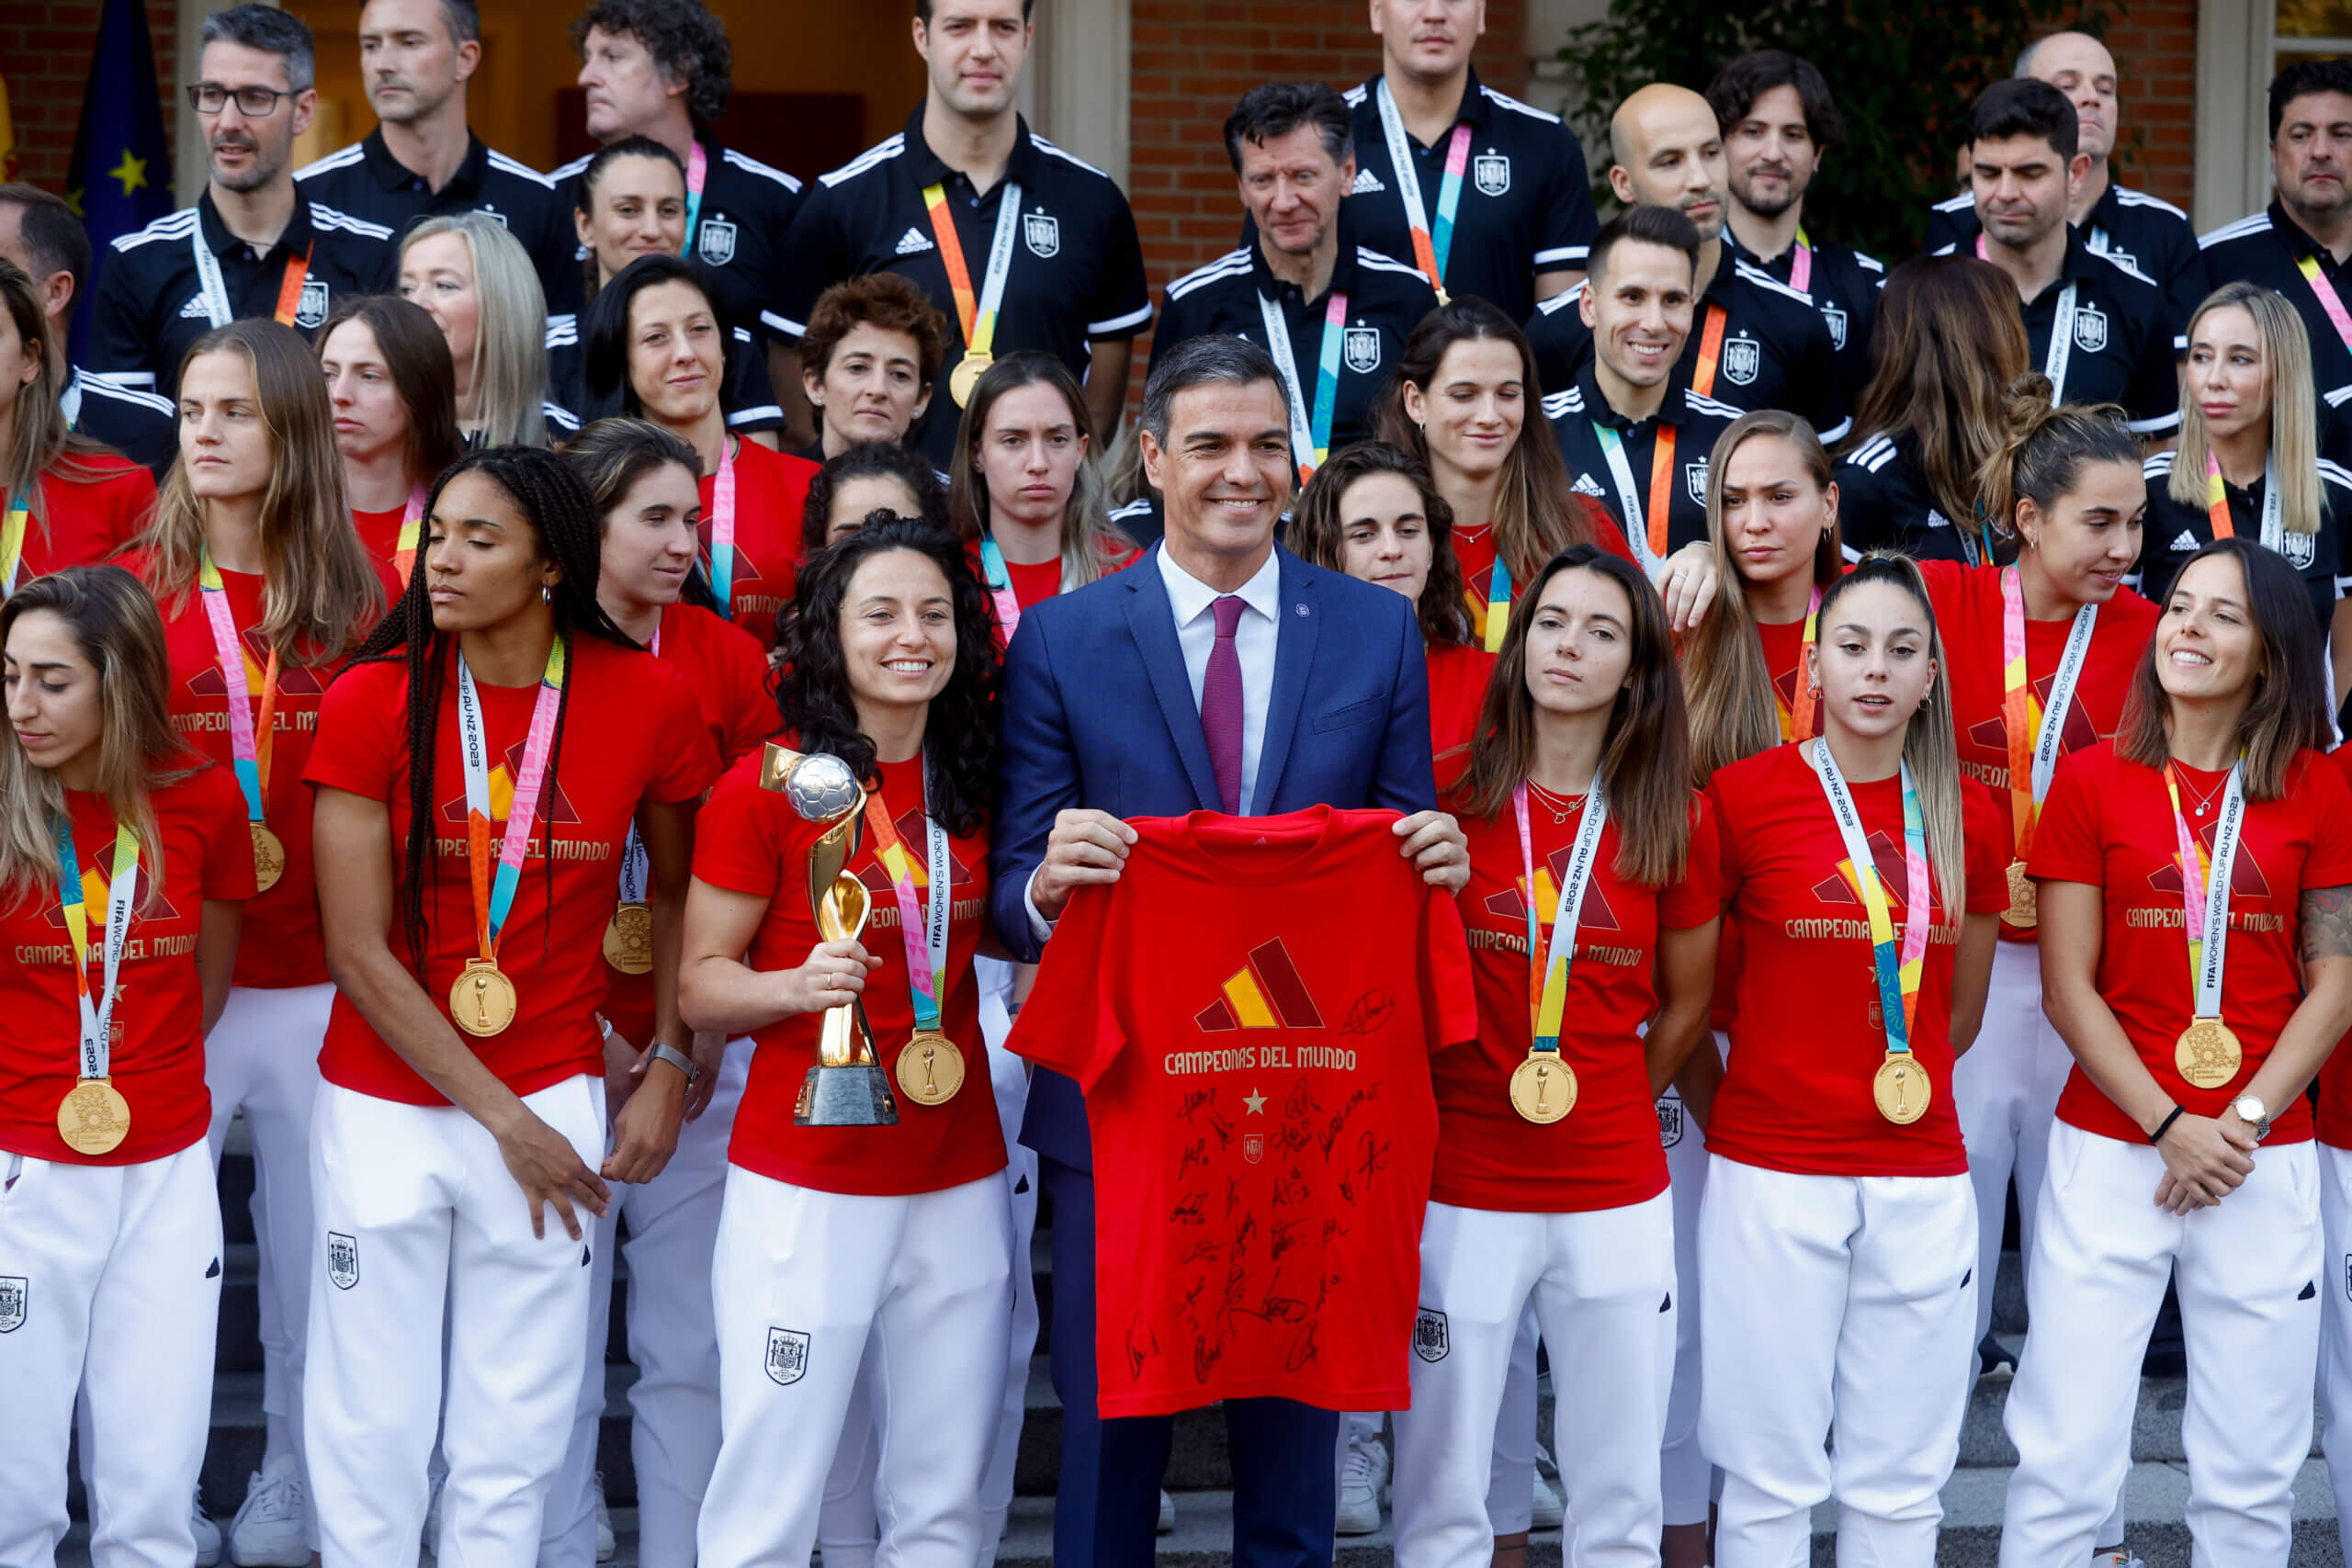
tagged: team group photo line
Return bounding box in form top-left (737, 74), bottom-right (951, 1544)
top-left (14, 0), bottom-right (2352, 1566)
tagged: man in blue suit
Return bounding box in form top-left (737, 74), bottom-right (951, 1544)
top-left (989, 333), bottom-right (1469, 1568)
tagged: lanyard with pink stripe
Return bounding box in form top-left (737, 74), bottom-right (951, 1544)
top-left (2301, 254), bottom-right (2352, 353)
top-left (860, 761), bottom-right (963, 1106)
top-left (1788, 227), bottom-right (1814, 293)
top-left (451, 637), bottom-right (567, 1036)
top-left (706, 438), bottom-right (741, 610)
top-left (2164, 758), bottom-right (2248, 1088)
top-left (1, 490), bottom-right (26, 598)
top-left (1374, 78), bottom-right (1473, 303)
top-left (390, 481), bottom-right (430, 584)
top-left (197, 548), bottom-right (286, 889)
top-left (1258, 287), bottom-right (1350, 486)
top-left (683, 141), bottom-right (708, 255)
top-left (977, 535), bottom-right (1029, 640)
top-left (1815, 739), bottom-right (1936, 1123)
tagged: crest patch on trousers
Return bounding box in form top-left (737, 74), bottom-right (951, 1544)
top-left (326, 1231), bottom-right (358, 1290)
top-left (1412, 1307), bottom-right (1449, 1362)
top-left (0, 1276), bottom-right (25, 1332)
top-left (765, 1326), bottom-right (810, 1385)
top-left (1657, 1095), bottom-right (1684, 1148)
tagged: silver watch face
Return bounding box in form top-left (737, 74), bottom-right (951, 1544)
top-left (2234, 1096), bottom-right (2267, 1124)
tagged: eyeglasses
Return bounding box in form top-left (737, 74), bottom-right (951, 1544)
top-left (187, 83), bottom-right (297, 116)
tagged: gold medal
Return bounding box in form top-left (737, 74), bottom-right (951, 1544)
top-left (2004, 860), bottom-right (2037, 931)
top-left (602, 902), bottom-right (653, 975)
top-left (1508, 1050), bottom-right (1577, 1124)
top-left (948, 351), bottom-right (992, 407)
top-left (57, 1077), bottom-right (131, 1156)
top-left (2174, 1016), bottom-right (2245, 1089)
top-left (894, 1029), bottom-right (967, 1106)
top-left (250, 822), bottom-right (286, 894)
top-left (1872, 1053), bottom-right (1931, 1124)
top-left (450, 959), bottom-right (519, 1037)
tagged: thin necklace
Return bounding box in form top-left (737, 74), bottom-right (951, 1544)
top-left (2175, 763), bottom-right (2227, 817)
top-left (1525, 777), bottom-right (1588, 825)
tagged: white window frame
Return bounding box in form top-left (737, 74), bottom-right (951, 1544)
top-left (2199, 4), bottom-right (2352, 233)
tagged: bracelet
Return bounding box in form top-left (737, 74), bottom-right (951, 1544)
top-left (2149, 1104), bottom-right (2186, 1145)
top-left (650, 1043), bottom-right (698, 1086)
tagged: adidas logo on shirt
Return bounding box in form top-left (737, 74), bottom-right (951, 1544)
top-left (1352, 169), bottom-right (1386, 195)
top-left (895, 227), bottom-right (934, 255)
top-left (179, 294), bottom-right (212, 320)
top-left (1571, 473), bottom-right (1606, 498)
top-left (2172, 529), bottom-right (2199, 552)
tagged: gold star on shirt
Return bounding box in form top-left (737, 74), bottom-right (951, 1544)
top-left (109, 151), bottom-right (150, 196)
top-left (1243, 1089), bottom-right (1267, 1115)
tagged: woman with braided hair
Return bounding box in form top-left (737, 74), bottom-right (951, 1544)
top-left (302, 443), bottom-right (720, 1565)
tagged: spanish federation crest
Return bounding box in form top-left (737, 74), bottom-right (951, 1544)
top-left (1343, 325), bottom-right (1382, 374)
top-left (1822, 304), bottom-right (1849, 351)
top-left (326, 1232), bottom-right (358, 1290)
top-left (1686, 455), bottom-right (1711, 506)
top-left (1023, 211), bottom-right (1060, 259)
top-left (295, 277), bottom-right (330, 330)
top-left (2282, 525), bottom-right (2320, 570)
top-left (697, 219), bottom-right (738, 266)
top-left (1657, 1094), bottom-right (1684, 1149)
top-left (1721, 333), bottom-right (1761, 387)
top-left (1412, 1307), bottom-right (1449, 1362)
top-left (765, 1326), bottom-right (810, 1385)
top-left (1473, 152), bottom-right (1511, 197)
top-left (0, 1276), bottom-right (24, 1333)
top-left (1243, 1132), bottom-right (1266, 1164)
top-left (2073, 303), bottom-right (2109, 354)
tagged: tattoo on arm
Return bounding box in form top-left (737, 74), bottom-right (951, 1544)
top-left (2302, 885), bottom-right (2352, 962)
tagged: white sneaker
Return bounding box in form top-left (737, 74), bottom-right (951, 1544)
top-left (594, 1471), bottom-right (616, 1562)
top-left (1334, 1432), bottom-right (1388, 1536)
top-left (2090, 1554), bottom-right (2145, 1567)
top-left (1157, 1488), bottom-right (1176, 1533)
top-left (423, 1475), bottom-right (444, 1557)
top-left (226, 1457), bottom-right (310, 1567)
top-left (192, 1491), bottom-right (222, 1568)
top-left (1530, 1442), bottom-right (1566, 1532)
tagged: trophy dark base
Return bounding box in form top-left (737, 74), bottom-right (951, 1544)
top-left (796, 1064), bottom-right (900, 1126)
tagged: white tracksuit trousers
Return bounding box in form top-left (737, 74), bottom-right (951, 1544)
top-left (1952, 940), bottom-right (2070, 1351)
top-left (1658, 1046), bottom-right (1716, 1528)
top-left (2318, 1142), bottom-right (2352, 1568)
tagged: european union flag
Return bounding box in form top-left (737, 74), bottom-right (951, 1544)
top-left (66, 0), bottom-right (173, 363)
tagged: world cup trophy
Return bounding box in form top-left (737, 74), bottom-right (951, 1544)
top-left (762, 744), bottom-right (899, 1126)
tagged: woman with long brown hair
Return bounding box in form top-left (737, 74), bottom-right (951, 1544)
top-left (120, 318), bottom-right (393, 1558)
top-left (0, 566), bottom-right (253, 1568)
top-left (1390, 543), bottom-right (1718, 1568)
top-left (1836, 254), bottom-right (2032, 566)
top-left (317, 295), bottom-right (464, 582)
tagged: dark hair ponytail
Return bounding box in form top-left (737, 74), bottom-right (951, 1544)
top-left (1976, 373), bottom-right (2141, 539)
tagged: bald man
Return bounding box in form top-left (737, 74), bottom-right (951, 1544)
top-left (1925, 30), bottom-right (2205, 346)
top-left (1526, 82), bottom-right (1844, 440)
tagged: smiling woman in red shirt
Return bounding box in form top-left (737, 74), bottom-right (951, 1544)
top-left (0, 566), bottom-right (253, 1568)
top-left (1999, 538), bottom-right (2352, 1565)
top-left (0, 260), bottom-right (155, 587)
top-left (302, 445), bottom-right (719, 1565)
top-left (318, 295), bottom-right (465, 585)
top-left (1702, 553), bottom-right (2007, 1566)
top-left (681, 519), bottom-right (1012, 1568)
top-left (1391, 544), bottom-right (1719, 1568)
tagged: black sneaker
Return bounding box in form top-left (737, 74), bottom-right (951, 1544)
top-left (1977, 1333), bottom-right (2015, 1380)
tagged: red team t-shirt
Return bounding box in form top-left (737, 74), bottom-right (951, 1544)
top-left (701, 440), bottom-right (818, 648)
top-left (1426, 643), bottom-right (1495, 792)
top-left (1705, 744), bottom-right (2009, 1177)
top-left (1442, 795), bottom-right (1721, 1212)
top-left (2032, 743), bottom-right (2352, 1145)
top-left (1450, 512), bottom-right (1634, 648)
top-left (351, 504), bottom-right (408, 575)
top-left (600, 604), bottom-right (775, 1046)
top-left (1707, 618), bottom-right (1825, 1034)
top-left (1010, 808), bottom-right (1479, 1418)
top-left (1918, 560), bottom-right (2158, 942)
top-left (694, 749), bottom-right (1005, 1197)
top-left (0, 767), bottom-right (256, 1164)
top-left (302, 637), bottom-right (720, 1103)
top-left (23, 455), bottom-right (154, 578)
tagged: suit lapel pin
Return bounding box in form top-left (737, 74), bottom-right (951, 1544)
top-left (1294, 603), bottom-right (1309, 616)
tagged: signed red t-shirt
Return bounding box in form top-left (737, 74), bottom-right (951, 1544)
top-left (700, 439), bottom-right (818, 649)
top-left (1010, 807), bottom-right (1478, 1417)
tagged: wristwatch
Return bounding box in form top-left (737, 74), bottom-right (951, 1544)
top-left (2231, 1093), bottom-right (2272, 1142)
top-left (650, 1043), bottom-right (700, 1088)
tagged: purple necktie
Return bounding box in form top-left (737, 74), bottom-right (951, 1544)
top-left (1202, 594), bottom-right (1246, 814)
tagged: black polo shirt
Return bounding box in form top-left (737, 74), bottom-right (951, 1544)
top-left (1543, 364), bottom-right (1738, 558)
top-left (1152, 221), bottom-right (1438, 458)
top-left (775, 108), bottom-right (1152, 469)
top-left (1834, 430), bottom-right (2005, 566)
top-left (64, 367), bottom-right (176, 475)
top-left (292, 129), bottom-right (576, 311)
top-left (1925, 179), bottom-right (2206, 349)
top-left (550, 136), bottom-right (805, 337)
top-left (87, 190), bottom-right (395, 400)
top-left (1339, 68), bottom-right (1598, 323)
top-left (1727, 230), bottom-right (1883, 410)
top-left (544, 311), bottom-right (784, 435)
top-left (1527, 241), bottom-right (1847, 441)
top-left (2137, 448), bottom-right (2352, 629)
top-left (2202, 199), bottom-right (2352, 411)
top-left (1930, 230), bottom-right (2177, 436)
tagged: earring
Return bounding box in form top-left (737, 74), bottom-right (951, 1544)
top-left (542, 584), bottom-right (553, 605)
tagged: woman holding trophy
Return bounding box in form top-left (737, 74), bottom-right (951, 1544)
top-left (681, 518), bottom-right (1012, 1568)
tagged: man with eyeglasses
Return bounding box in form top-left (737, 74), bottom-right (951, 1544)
top-left (88, 5), bottom-right (393, 401)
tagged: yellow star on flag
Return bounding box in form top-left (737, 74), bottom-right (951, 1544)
top-left (109, 150), bottom-right (148, 195)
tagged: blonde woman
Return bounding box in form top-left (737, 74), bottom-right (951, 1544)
top-left (398, 211), bottom-right (569, 448)
top-left (0, 258), bottom-right (156, 581)
top-left (122, 317), bottom-right (392, 1560)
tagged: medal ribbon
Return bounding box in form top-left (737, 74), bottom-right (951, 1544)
top-left (1257, 288), bottom-right (1350, 485)
top-left (2165, 760), bottom-right (2246, 1022)
top-left (682, 141), bottom-right (707, 256)
top-left (56, 815), bottom-right (140, 1082)
top-left (706, 439), bottom-right (739, 611)
top-left (390, 482), bottom-right (430, 583)
top-left (1788, 228), bottom-right (1813, 294)
top-left (921, 178), bottom-right (1023, 367)
top-left (1374, 79), bottom-right (1473, 298)
top-left (1593, 422), bottom-right (1678, 574)
top-left (1512, 779), bottom-right (1610, 1053)
top-left (62, 374), bottom-right (82, 431)
top-left (1781, 586), bottom-right (1823, 742)
top-left (1816, 743), bottom-right (1932, 1055)
top-left (2201, 451), bottom-right (2285, 551)
top-left (978, 536), bottom-right (1024, 640)
top-left (1690, 305), bottom-right (1728, 399)
top-left (455, 639), bottom-right (568, 964)
top-left (1484, 552), bottom-right (1511, 654)
top-left (1998, 566), bottom-right (2097, 861)
top-left (615, 617), bottom-right (662, 907)
top-left (190, 226), bottom-right (311, 330)
top-left (1975, 235), bottom-right (2075, 400)
top-left (196, 548), bottom-right (281, 834)
top-left (2300, 254), bottom-right (2352, 352)
top-left (860, 764), bottom-right (953, 1034)
top-left (1, 490), bottom-right (26, 599)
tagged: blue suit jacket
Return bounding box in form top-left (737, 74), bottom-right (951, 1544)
top-left (989, 542), bottom-right (1438, 1170)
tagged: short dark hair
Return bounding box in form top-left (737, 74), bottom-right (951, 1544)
top-left (914, 1), bottom-right (1037, 21)
top-left (573, 134), bottom-right (685, 215)
top-left (2269, 60), bottom-right (2352, 142)
top-left (1139, 333), bottom-right (1284, 446)
top-left (801, 440), bottom-right (948, 558)
top-left (1588, 204), bottom-right (1702, 288)
top-left (199, 4), bottom-right (316, 92)
top-left (435, 0), bottom-right (482, 44)
top-left (1966, 75), bottom-right (2077, 159)
top-left (569, 0), bottom-right (731, 129)
top-left (581, 252), bottom-right (736, 412)
top-left (1705, 50), bottom-right (1844, 152)
top-left (0, 184), bottom-right (92, 308)
top-left (1221, 82), bottom-right (1353, 174)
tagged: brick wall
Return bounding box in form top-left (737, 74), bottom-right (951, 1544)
top-left (6, 0), bottom-right (179, 193)
top-left (2095, 0), bottom-right (2197, 210)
